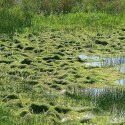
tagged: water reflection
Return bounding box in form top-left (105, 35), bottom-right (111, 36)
top-left (116, 66), bottom-right (125, 85)
top-left (79, 54), bottom-right (125, 85)
top-left (118, 66), bottom-right (125, 73)
top-left (116, 78), bottom-right (125, 85)
top-left (85, 88), bottom-right (104, 95)
top-left (84, 62), bottom-right (104, 67)
top-left (104, 57), bottom-right (125, 66)
top-left (79, 54), bottom-right (125, 67)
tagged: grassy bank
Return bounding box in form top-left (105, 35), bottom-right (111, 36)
top-left (30, 12), bottom-right (125, 32)
top-left (1, 0), bottom-right (125, 34)
top-left (1, 1), bottom-right (125, 125)
top-left (1, 12), bottom-right (125, 34)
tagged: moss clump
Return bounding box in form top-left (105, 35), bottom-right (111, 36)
top-left (52, 52), bottom-right (65, 56)
top-left (29, 103), bottom-right (49, 114)
top-left (84, 78), bottom-right (97, 84)
top-left (40, 67), bottom-right (54, 72)
top-left (16, 43), bottom-right (24, 49)
top-left (19, 111), bottom-right (28, 117)
top-left (34, 49), bottom-right (44, 53)
top-left (0, 60), bottom-right (13, 64)
top-left (3, 94), bottom-right (19, 101)
top-left (49, 102), bottom-right (56, 106)
top-left (118, 36), bottom-right (125, 40)
top-left (53, 79), bottom-right (69, 85)
top-left (55, 106), bottom-right (71, 114)
top-left (14, 39), bottom-right (21, 43)
top-left (80, 118), bottom-right (91, 124)
top-left (50, 84), bottom-right (61, 90)
top-left (24, 46), bottom-right (35, 50)
top-left (43, 55), bottom-right (62, 61)
top-left (18, 64), bottom-right (27, 69)
top-left (46, 109), bottom-right (61, 120)
top-left (26, 80), bottom-right (39, 85)
top-left (21, 58), bottom-right (32, 65)
top-left (95, 39), bottom-right (108, 46)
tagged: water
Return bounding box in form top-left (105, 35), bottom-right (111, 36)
top-left (85, 88), bottom-right (105, 95)
top-left (116, 66), bottom-right (125, 85)
top-left (116, 78), bottom-right (125, 85)
top-left (83, 114), bottom-right (95, 119)
top-left (84, 62), bottom-right (104, 67)
top-left (79, 55), bottom-right (125, 67)
top-left (79, 54), bottom-right (100, 60)
top-left (118, 65), bottom-right (125, 73)
top-left (79, 54), bottom-right (125, 85)
top-left (104, 57), bottom-right (125, 66)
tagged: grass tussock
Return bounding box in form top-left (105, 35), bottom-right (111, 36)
top-left (1, 0), bottom-right (125, 125)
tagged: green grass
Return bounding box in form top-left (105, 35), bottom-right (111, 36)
top-left (1, 29), bottom-right (125, 124)
top-left (1, 10), bottom-right (125, 34)
top-left (1, 1), bottom-right (125, 124)
top-left (1, 0), bottom-right (125, 34)
top-left (30, 12), bottom-right (125, 32)
top-left (66, 87), bottom-right (125, 114)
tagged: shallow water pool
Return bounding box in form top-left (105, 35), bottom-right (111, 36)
top-left (79, 54), bottom-right (125, 85)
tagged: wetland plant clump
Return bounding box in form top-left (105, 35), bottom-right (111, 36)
top-left (29, 103), bottom-right (49, 114)
top-left (21, 58), bottom-right (32, 65)
top-left (54, 106), bottom-right (71, 114)
top-left (66, 87), bottom-right (125, 113)
top-left (1, 1), bottom-right (125, 124)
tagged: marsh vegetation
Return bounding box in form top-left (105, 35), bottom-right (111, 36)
top-left (1, 0), bottom-right (125, 125)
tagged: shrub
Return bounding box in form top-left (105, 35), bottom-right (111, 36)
top-left (0, 0), bottom-right (33, 34)
top-left (39, 0), bottom-right (76, 14)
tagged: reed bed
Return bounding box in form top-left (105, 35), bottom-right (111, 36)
top-left (66, 87), bottom-right (125, 114)
top-left (1, 1), bottom-right (125, 34)
top-left (1, 1), bottom-right (125, 125)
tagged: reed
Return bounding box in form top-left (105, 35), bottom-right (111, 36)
top-left (1, 0), bottom-right (125, 34)
top-left (66, 87), bottom-right (125, 114)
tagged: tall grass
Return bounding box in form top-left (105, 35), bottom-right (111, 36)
top-left (1, 11), bottom-right (125, 34)
top-left (95, 88), bottom-right (125, 113)
top-left (0, 0), bottom-right (125, 34)
top-left (66, 87), bottom-right (125, 114)
top-left (0, 1), bottom-right (33, 34)
top-left (30, 12), bottom-right (125, 32)
top-left (0, 104), bottom-right (61, 125)
top-left (18, 0), bottom-right (125, 14)
top-left (0, 104), bottom-right (20, 125)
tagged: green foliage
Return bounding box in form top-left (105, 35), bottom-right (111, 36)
top-left (30, 12), bottom-right (125, 32)
top-left (0, 28), bottom-right (125, 124)
top-left (0, 0), bottom-right (16, 8)
top-left (0, 0), bottom-right (33, 34)
top-left (39, 0), bottom-right (76, 14)
top-left (0, 6), bottom-right (24, 33)
top-left (0, 0), bottom-right (125, 33)
top-left (20, 0), bottom-right (125, 14)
